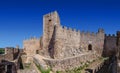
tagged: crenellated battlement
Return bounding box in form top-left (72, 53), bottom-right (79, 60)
top-left (72, 28), bottom-right (76, 32)
top-left (98, 28), bottom-right (104, 33)
top-left (77, 30), bottom-right (80, 35)
top-left (62, 26), bottom-right (67, 30)
top-left (23, 37), bottom-right (40, 47)
top-left (44, 11), bottom-right (58, 18)
top-left (67, 27), bottom-right (72, 31)
top-left (105, 34), bottom-right (116, 37)
top-left (23, 37), bottom-right (39, 42)
top-left (117, 31), bottom-right (120, 36)
top-left (80, 31), bottom-right (98, 37)
top-left (61, 26), bottom-right (81, 36)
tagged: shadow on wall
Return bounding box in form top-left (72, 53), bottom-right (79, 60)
top-left (18, 57), bottom-right (24, 69)
top-left (48, 25), bottom-right (56, 59)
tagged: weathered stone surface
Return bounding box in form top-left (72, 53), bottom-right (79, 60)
top-left (43, 52), bottom-right (96, 71)
top-left (23, 38), bottom-right (40, 56)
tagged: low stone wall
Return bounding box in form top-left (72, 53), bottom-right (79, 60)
top-left (43, 52), bottom-right (97, 72)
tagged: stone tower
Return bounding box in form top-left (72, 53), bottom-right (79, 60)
top-left (42, 11), bottom-right (60, 57)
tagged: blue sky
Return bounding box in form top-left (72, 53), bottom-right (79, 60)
top-left (0, 0), bottom-right (120, 48)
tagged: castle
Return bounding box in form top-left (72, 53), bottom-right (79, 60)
top-left (23, 11), bottom-right (105, 58)
top-left (23, 11), bottom-right (120, 72)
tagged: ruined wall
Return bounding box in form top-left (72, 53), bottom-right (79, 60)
top-left (0, 48), bottom-right (20, 62)
top-left (0, 54), bottom-right (14, 62)
top-left (23, 38), bottom-right (40, 56)
top-left (42, 11), bottom-right (105, 59)
top-left (5, 47), bottom-right (19, 54)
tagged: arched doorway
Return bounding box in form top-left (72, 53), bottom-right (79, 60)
top-left (36, 50), bottom-right (39, 54)
top-left (88, 44), bottom-right (92, 51)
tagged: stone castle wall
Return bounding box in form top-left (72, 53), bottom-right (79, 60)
top-left (23, 11), bottom-right (105, 60)
top-left (54, 26), bottom-right (80, 58)
top-left (54, 25), bottom-right (104, 58)
top-left (42, 11), bottom-right (105, 59)
top-left (23, 38), bottom-right (40, 56)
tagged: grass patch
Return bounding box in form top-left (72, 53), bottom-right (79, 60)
top-left (56, 59), bottom-right (98, 73)
top-left (24, 63), bottom-right (31, 69)
top-left (58, 62), bottom-right (90, 73)
top-left (99, 57), bottom-right (109, 61)
top-left (57, 58), bottom-right (105, 73)
top-left (56, 71), bottom-right (62, 73)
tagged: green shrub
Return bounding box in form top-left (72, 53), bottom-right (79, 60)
top-left (56, 71), bottom-right (61, 73)
top-left (24, 63), bottom-right (31, 69)
top-left (103, 57), bottom-right (109, 60)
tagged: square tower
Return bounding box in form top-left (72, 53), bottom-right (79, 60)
top-left (42, 11), bottom-right (60, 57)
